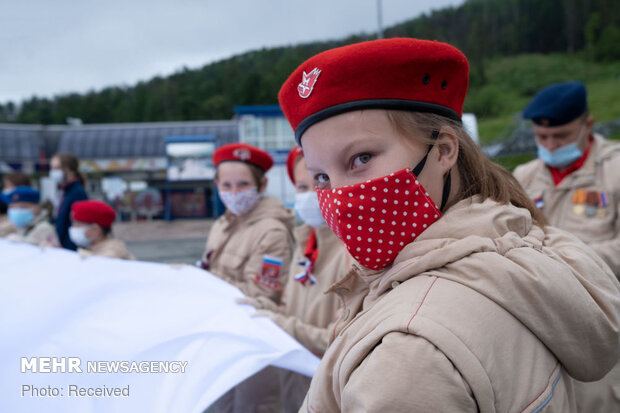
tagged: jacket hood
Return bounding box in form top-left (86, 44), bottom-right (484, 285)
top-left (361, 196), bottom-right (620, 380)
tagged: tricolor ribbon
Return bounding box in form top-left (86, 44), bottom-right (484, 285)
top-left (294, 261), bottom-right (317, 286)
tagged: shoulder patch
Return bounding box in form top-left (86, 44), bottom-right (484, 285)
top-left (254, 255), bottom-right (283, 290)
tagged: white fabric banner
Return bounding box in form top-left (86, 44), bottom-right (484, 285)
top-left (0, 239), bottom-right (319, 412)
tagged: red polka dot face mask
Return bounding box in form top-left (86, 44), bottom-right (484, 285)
top-left (316, 144), bottom-right (449, 270)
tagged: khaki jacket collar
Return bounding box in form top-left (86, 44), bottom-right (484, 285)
top-left (221, 195), bottom-right (295, 232)
top-left (327, 196), bottom-right (541, 306)
top-left (16, 209), bottom-right (49, 236)
top-left (531, 133), bottom-right (609, 189)
top-left (294, 223), bottom-right (348, 260)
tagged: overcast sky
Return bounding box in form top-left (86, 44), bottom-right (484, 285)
top-left (0, 0), bottom-right (463, 104)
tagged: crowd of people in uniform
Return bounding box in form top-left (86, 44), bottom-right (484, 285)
top-left (1, 37), bottom-right (619, 412)
top-left (0, 152), bottom-right (134, 259)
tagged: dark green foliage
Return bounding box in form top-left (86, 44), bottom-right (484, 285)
top-left (2, 0), bottom-right (619, 124)
top-left (491, 153), bottom-right (535, 172)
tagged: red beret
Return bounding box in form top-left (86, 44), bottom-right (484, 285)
top-left (278, 38), bottom-right (469, 144)
top-left (286, 146), bottom-right (304, 184)
top-left (213, 143), bottom-right (274, 172)
top-left (71, 200), bottom-right (116, 227)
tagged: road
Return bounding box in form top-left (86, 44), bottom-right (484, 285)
top-left (113, 219), bottom-right (212, 265)
top-left (126, 237), bottom-right (206, 265)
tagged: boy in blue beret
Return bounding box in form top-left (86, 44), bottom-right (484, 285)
top-left (514, 81), bottom-right (620, 412)
top-left (5, 186), bottom-right (59, 247)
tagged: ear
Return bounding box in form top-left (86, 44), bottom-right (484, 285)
top-left (435, 126), bottom-right (460, 174)
top-left (259, 176), bottom-right (268, 193)
top-left (585, 115), bottom-right (595, 131)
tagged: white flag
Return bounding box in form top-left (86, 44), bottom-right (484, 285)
top-left (0, 240), bottom-right (319, 412)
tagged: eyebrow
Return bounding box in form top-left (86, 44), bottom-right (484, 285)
top-left (305, 134), bottom-right (380, 173)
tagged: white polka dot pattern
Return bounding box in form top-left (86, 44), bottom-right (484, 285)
top-left (317, 168), bottom-right (442, 270)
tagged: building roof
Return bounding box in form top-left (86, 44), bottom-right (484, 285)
top-left (234, 105), bottom-right (284, 117)
top-left (0, 124), bottom-right (43, 162)
top-left (0, 121), bottom-right (239, 162)
top-left (58, 121), bottom-right (238, 159)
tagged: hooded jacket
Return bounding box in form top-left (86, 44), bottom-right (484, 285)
top-left (204, 195), bottom-right (295, 304)
top-left (0, 216), bottom-right (16, 237)
top-left (301, 197), bottom-right (620, 412)
top-left (6, 209), bottom-right (58, 248)
top-left (269, 223), bottom-right (352, 356)
top-left (78, 238), bottom-right (135, 260)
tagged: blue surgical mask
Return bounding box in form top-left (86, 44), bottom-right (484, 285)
top-left (536, 125), bottom-right (586, 168)
top-left (8, 208), bottom-right (35, 228)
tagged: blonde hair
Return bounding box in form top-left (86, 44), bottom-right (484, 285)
top-left (386, 110), bottom-right (547, 226)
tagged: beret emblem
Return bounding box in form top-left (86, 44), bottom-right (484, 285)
top-left (298, 68), bottom-right (321, 98)
top-left (233, 148), bottom-right (252, 161)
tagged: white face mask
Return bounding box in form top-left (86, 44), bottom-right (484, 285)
top-left (219, 188), bottom-right (261, 216)
top-left (49, 169), bottom-right (64, 183)
top-left (294, 191), bottom-right (325, 228)
top-left (69, 226), bottom-right (92, 247)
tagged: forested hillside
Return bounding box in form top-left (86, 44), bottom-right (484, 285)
top-left (2, 0), bottom-right (619, 134)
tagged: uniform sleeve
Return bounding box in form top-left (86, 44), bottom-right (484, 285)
top-left (587, 197), bottom-right (620, 279)
top-left (28, 224), bottom-right (59, 248)
top-left (96, 244), bottom-right (135, 260)
top-left (237, 227), bottom-right (293, 303)
top-left (341, 332), bottom-right (477, 413)
top-left (258, 310), bottom-right (330, 356)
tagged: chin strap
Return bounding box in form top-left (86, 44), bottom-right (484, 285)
top-left (440, 170), bottom-right (451, 212)
top-left (411, 130), bottom-right (451, 211)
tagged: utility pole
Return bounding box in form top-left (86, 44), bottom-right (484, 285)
top-left (377, 0), bottom-right (383, 39)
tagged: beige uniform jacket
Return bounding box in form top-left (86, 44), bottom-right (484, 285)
top-left (300, 197), bottom-right (620, 413)
top-left (0, 216), bottom-right (16, 237)
top-left (204, 196), bottom-right (295, 304)
top-left (514, 134), bottom-right (620, 277)
top-left (6, 210), bottom-right (58, 248)
top-left (270, 224), bottom-right (352, 356)
top-left (78, 238), bottom-right (135, 260)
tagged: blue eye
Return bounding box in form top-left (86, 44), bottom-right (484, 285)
top-left (316, 174), bottom-right (328, 183)
top-left (353, 153), bottom-right (372, 168)
top-left (314, 173), bottom-right (330, 189)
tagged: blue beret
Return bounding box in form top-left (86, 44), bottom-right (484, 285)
top-left (523, 81), bottom-right (587, 126)
top-left (6, 186), bottom-right (40, 204)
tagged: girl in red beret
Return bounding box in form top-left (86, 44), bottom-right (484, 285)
top-left (278, 38), bottom-right (620, 412)
top-left (238, 146), bottom-right (352, 412)
top-left (70, 200), bottom-right (134, 260)
top-left (204, 143), bottom-right (296, 413)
